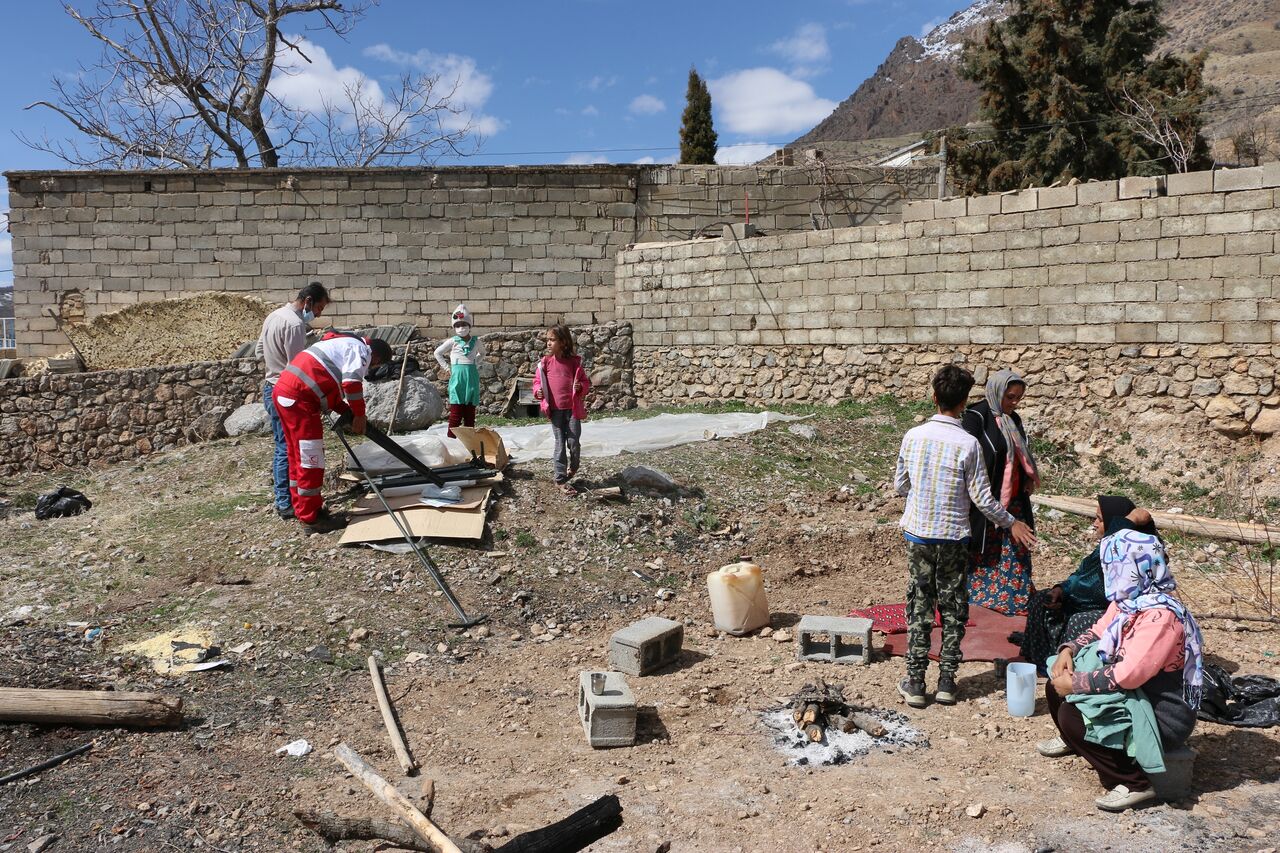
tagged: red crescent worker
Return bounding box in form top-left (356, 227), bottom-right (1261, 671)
top-left (272, 332), bottom-right (391, 534)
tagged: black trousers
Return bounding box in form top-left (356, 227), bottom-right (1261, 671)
top-left (1046, 680), bottom-right (1150, 791)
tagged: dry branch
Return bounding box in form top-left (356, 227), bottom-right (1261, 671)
top-left (368, 655), bottom-right (418, 774)
top-left (332, 743), bottom-right (460, 853)
top-left (0, 688), bottom-right (182, 728)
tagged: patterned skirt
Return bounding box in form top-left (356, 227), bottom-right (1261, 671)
top-left (967, 520), bottom-right (1035, 616)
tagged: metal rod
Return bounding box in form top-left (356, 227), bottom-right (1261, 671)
top-left (331, 423), bottom-right (484, 628)
top-left (0, 740), bottom-right (94, 786)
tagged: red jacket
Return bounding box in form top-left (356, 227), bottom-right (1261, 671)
top-left (281, 333), bottom-right (373, 418)
top-left (532, 354), bottom-right (591, 420)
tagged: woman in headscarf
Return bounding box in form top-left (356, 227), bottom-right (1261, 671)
top-left (1018, 496), bottom-right (1158, 670)
top-left (962, 369), bottom-right (1039, 614)
top-left (1037, 528), bottom-right (1205, 812)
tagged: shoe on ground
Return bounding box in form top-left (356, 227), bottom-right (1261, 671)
top-left (276, 505), bottom-right (296, 520)
top-left (1095, 784), bottom-right (1156, 812)
top-left (301, 514), bottom-right (347, 535)
top-left (1036, 736), bottom-right (1075, 758)
top-left (898, 677), bottom-right (928, 709)
top-left (935, 673), bottom-right (958, 705)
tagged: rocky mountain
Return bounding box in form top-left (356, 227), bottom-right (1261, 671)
top-left (796, 0), bottom-right (1280, 154)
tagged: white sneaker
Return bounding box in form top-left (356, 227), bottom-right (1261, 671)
top-left (1036, 736), bottom-right (1074, 758)
top-left (1095, 785), bottom-right (1157, 812)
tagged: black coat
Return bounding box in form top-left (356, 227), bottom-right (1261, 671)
top-left (961, 399), bottom-right (1034, 552)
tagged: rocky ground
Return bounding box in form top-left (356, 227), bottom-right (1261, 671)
top-left (1, 399), bottom-right (1278, 853)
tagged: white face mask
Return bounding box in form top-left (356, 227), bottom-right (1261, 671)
top-left (454, 324), bottom-right (471, 337)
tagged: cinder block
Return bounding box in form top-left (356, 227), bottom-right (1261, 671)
top-left (1076, 180), bottom-right (1118, 205)
top-left (1119, 175), bottom-right (1164, 199)
top-left (1167, 170), bottom-right (1213, 196)
top-left (1149, 745), bottom-right (1196, 801)
top-left (1037, 185), bottom-right (1077, 209)
top-left (606, 614), bottom-right (686, 676)
top-left (796, 615), bottom-right (873, 665)
top-left (966, 194), bottom-right (1001, 216)
top-left (1213, 166), bottom-right (1265, 192)
top-left (1001, 190), bottom-right (1038, 213)
top-left (577, 671), bottom-right (637, 748)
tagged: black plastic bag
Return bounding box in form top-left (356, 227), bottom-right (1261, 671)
top-left (34, 486), bottom-right (93, 520)
top-left (366, 356), bottom-right (420, 383)
top-left (1198, 662), bottom-right (1280, 728)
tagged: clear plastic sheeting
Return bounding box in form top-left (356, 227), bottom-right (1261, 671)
top-left (346, 432), bottom-right (472, 475)
top-left (423, 411), bottom-right (803, 462)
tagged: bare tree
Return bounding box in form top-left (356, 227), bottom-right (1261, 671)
top-left (1230, 119), bottom-right (1277, 167)
top-left (22, 0), bottom-right (480, 169)
top-left (1115, 83), bottom-right (1202, 174)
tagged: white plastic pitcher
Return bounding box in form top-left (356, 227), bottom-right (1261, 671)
top-left (1006, 662), bottom-right (1037, 717)
top-left (707, 562), bottom-right (770, 635)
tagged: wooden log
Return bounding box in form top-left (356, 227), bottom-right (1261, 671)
top-left (800, 703), bottom-right (819, 726)
top-left (804, 723), bottom-right (824, 743)
top-left (1032, 494), bottom-right (1280, 545)
top-left (0, 688), bottom-right (182, 728)
top-left (848, 711), bottom-right (887, 738)
top-left (333, 743), bottom-right (461, 853)
top-left (494, 794), bottom-right (622, 853)
top-left (368, 656), bottom-right (418, 774)
top-left (293, 810), bottom-right (488, 853)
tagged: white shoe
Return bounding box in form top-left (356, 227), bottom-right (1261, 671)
top-left (1095, 785), bottom-right (1157, 812)
top-left (1036, 736), bottom-right (1074, 758)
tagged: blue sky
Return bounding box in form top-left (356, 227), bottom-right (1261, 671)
top-left (0, 0), bottom-right (972, 288)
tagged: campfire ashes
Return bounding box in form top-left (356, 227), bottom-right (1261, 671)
top-left (764, 680), bottom-right (927, 766)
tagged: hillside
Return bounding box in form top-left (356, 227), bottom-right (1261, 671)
top-left (797, 0), bottom-right (1280, 155)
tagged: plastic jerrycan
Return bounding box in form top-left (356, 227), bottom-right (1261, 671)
top-left (707, 562), bottom-right (770, 635)
top-left (1006, 662), bottom-right (1037, 717)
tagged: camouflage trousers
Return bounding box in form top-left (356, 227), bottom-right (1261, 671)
top-left (904, 539), bottom-right (971, 680)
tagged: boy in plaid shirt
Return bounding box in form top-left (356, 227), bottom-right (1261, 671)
top-left (894, 365), bottom-right (1037, 708)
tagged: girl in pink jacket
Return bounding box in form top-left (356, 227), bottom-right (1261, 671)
top-left (531, 324), bottom-right (591, 494)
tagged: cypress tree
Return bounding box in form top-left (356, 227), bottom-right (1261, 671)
top-left (957, 0), bottom-right (1211, 192)
top-left (679, 67), bottom-right (718, 165)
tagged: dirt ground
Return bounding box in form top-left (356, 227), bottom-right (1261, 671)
top-left (1, 400), bottom-right (1278, 853)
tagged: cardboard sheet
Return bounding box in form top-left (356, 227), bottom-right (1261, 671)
top-left (339, 498), bottom-right (490, 544)
top-left (347, 486), bottom-right (491, 516)
top-left (450, 426), bottom-right (509, 470)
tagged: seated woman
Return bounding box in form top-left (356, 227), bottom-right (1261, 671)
top-left (1037, 527), bottom-right (1204, 812)
top-left (1018, 495), bottom-right (1158, 670)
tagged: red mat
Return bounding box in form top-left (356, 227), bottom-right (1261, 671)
top-left (875, 604), bottom-right (1026, 663)
top-left (848, 602), bottom-right (975, 635)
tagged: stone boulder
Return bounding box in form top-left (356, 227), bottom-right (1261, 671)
top-left (224, 402), bottom-right (270, 436)
top-left (616, 465), bottom-right (681, 496)
top-left (186, 406), bottom-right (231, 442)
top-left (1250, 407), bottom-right (1280, 437)
top-left (364, 374), bottom-right (445, 431)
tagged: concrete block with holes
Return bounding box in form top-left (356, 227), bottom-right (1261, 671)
top-left (577, 671), bottom-right (636, 748)
top-left (1149, 746), bottom-right (1196, 801)
top-left (796, 615), bottom-right (874, 665)
top-left (608, 616), bottom-right (683, 676)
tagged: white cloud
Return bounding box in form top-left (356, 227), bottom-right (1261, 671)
top-left (628, 94), bottom-right (666, 115)
top-left (581, 105), bottom-right (600, 116)
top-left (919, 16), bottom-right (945, 37)
top-left (769, 23), bottom-right (830, 70)
top-left (563, 153), bottom-right (611, 165)
top-left (274, 39), bottom-right (385, 114)
top-left (709, 68), bottom-right (837, 136)
top-left (554, 107), bottom-right (571, 116)
top-left (361, 42), bottom-right (503, 135)
top-left (585, 74), bottom-right (618, 91)
top-left (715, 142), bottom-right (779, 165)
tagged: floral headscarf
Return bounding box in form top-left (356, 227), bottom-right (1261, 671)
top-left (984, 369), bottom-right (1039, 507)
top-left (1099, 529), bottom-right (1204, 709)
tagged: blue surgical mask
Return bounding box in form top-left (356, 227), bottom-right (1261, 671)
top-left (300, 303), bottom-right (315, 323)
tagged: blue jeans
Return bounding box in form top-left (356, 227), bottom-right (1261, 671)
top-left (263, 382), bottom-right (291, 510)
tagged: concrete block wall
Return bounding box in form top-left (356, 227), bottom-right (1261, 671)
top-left (5, 164), bottom-right (935, 357)
top-left (616, 165), bottom-right (1280, 441)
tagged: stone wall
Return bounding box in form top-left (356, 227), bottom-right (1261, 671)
top-left (5, 164), bottom-right (934, 357)
top-left (0, 322), bottom-right (633, 474)
top-left (0, 358), bottom-right (261, 475)
top-left (617, 165), bottom-right (1280, 440)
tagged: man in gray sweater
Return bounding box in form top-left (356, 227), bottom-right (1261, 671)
top-left (257, 282), bottom-right (330, 519)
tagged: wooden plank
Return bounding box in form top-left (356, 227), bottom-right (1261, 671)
top-left (0, 688), bottom-right (182, 728)
top-left (1032, 494), bottom-right (1280, 545)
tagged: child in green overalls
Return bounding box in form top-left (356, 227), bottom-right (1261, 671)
top-left (433, 304), bottom-right (484, 437)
